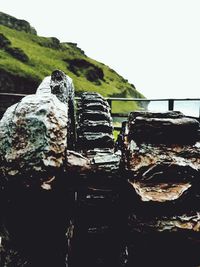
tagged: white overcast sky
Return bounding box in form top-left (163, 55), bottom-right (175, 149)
top-left (1, 0), bottom-right (200, 98)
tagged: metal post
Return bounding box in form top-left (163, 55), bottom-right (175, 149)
top-left (168, 99), bottom-right (174, 111)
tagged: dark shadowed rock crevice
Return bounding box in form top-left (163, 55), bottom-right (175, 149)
top-left (0, 33), bottom-right (29, 63)
top-left (0, 33), bottom-right (11, 49)
top-left (5, 47), bottom-right (29, 62)
top-left (66, 59), bottom-right (104, 85)
top-left (0, 69), bottom-right (39, 94)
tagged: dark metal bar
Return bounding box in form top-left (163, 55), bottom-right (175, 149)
top-left (0, 93), bottom-right (199, 120)
top-left (168, 99), bottom-right (174, 111)
top-left (105, 97), bottom-right (200, 102)
top-left (0, 93), bottom-right (199, 102)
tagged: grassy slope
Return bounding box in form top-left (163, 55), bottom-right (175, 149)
top-left (0, 24), bottom-right (145, 113)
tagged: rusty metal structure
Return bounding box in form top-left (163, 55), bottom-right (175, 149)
top-left (0, 70), bottom-right (199, 267)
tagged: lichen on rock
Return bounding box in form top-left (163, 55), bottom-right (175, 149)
top-left (0, 88), bottom-right (68, 181)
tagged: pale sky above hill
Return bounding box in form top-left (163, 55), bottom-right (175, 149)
top-left (1, 0), bottom-right (200, 99)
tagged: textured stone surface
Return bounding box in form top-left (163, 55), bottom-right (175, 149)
top-left (37, 70), bottom-right (76, 149)
top-left (0, 90), bottom-right (68, 180)
top-left (125, 111), bottom-right (200, 205)
top-left (68, 92), bottom-right (126, 266)
top-left (0, 69), bottom-right (78, 182)
top-left (50, 69), bottom-right (75, 104)
top-left (36, 70), bottom-right (74, 103)
top-left (126, 142), bottom-right (200, 210)
top-left (77, 92), bottom-right (114, 150)
top-left (127, 143), bottom-right (200, 180)
top-left (123, 111), bottom-right (200, 266)
top-left (1, 82), bottom-right (200, 266)
top-left (128, 212), bottom-right (200, 233)
top-left (0, 71), bottom-right (75, 267)
top-left (128, 111), bottom-right (200, 144)
top-left (130, 181), bottom-right (192, 202)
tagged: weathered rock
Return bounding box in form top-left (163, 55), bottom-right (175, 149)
top-left (128, 111), bottom-right (200, 145)
top-left (5, 46), bottom-right (29, 63)
top-left (125, 111), bottom-right (200, 204)
top-left (128, 211), bottom-right (200, 233)
top-left (78, 120), bottom-right (113, 134)
top-left (122, 111), bottom-right (200, 266)
top-left (77, 92), bottom-right (114, 150)
top-left (50, 69), bottom-right (74, 104)
top-left (0, 33), bottom-right (11, 49)
top-left (0, 69), bottom-right (77, 182)
top-left (36, 70), bottom-right (75, 104)
top-left (87, 149), bottom-right (121, 179)
top-left (78, 132), bottom-right (114, 149)
top-left (81, 102), bottom-right (110, 113)
top-left (130, 181), bottom-right (192, 202)
top-left (129, 110), bottom-right (184, 121)
top-left (69, 92), bottom-right (127, 266)
top-left (2, 75), bottom-right (200, 266)
top-left (66, 150), bottom-right (91, 173)
top-left (37, 70), bottom-right (76, 149)
top-left (0, 71), bottom-right (75, 267)
top-left (126, 143), bottom-right (200, 181)
top-left (64, 149), bottom-right (122, 192)
top-left (0, 93), bottom-right (68, 181)
top-left (67, 59), bottom-right (104, 84)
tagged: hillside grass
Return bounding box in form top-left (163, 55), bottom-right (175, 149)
top-left (0, 24), bottom-right (145, 113)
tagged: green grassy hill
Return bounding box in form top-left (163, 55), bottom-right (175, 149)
top-left (0, 12), bottom-right (145, 113)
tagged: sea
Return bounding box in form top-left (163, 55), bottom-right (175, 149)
top-left (147, 100), bottom-right (200, 118)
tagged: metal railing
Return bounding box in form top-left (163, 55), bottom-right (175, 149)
top-left (106, 97), bottom-right (200, 114)
top-left (0, 93), bottom-right (200, 130)
top-left (105, 97), bottom-right (200, 130)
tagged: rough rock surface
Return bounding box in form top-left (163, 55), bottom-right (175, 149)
top-left (125, 110), bottom-right (200, 205)
top-left (126, 120), bottom-right (200, 204)
top-left (128, 111), bottom-right (199, 144)
top-left (0, 71), bottom-right (74, 267)
top-left (0, 69), bottom-right (78, 182)
top-left (37, 70), bottom-right (76, 149)
top-left (0, 93), bottom-right (68, 180)
top-left (122, 110), bottom-right (200, 266)
top-left (67, 92), bottom-right (127, 267)
top-left (36, 70), bottom-right (75, 104)
top-left (77, 92), bottom-right (114, 149)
